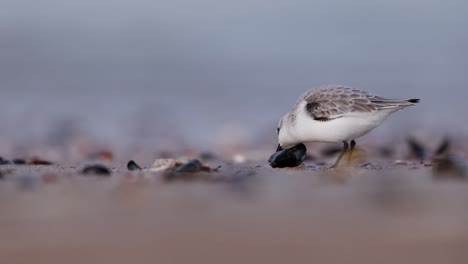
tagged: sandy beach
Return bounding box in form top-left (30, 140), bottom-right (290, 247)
top-left (0, 146), bottom-right (467, 264)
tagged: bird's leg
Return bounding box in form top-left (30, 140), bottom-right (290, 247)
top-left (331, 141), bottom-right (349, 168)
top-left (347, 140), bottom-right (356, 163)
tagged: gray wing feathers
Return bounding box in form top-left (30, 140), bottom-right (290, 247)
top-left (300, 85), bottom-right (418, 120)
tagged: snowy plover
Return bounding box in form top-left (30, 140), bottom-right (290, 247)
top-left (276, 85), bottom-right (420, 167)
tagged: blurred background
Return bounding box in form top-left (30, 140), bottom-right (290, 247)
top-left (1, 0), bottom-right (468, 152)
top-left (1, 1), bottom-right (468, 263)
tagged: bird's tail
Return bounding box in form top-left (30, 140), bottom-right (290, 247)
top-left (371, 98), bottom-right (420, 110)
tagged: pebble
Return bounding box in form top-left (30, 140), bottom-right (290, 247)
top-left (151, 159), bottom-right (183, 172)
top-left (29, 157), bottom-right (53, 165)
top-left (175, 159), bottom-right (204, 173)
top-left (81, 164), bottom-right (112, 176)
top-left (12, 159), bottom-right (26, 165)
top-left (268, 144), bottom-right (307, 168)
top-left (127, 160), bottom-right (142, 171)
top-left (0, 157), bottom-right (12, 165)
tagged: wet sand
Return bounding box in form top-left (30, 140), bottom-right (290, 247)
top-left (1, 159), bottom-right (467, 264)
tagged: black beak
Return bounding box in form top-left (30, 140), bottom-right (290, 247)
top-left (276, 144), bottom-right (284, 152)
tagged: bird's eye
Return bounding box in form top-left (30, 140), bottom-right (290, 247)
top-left (276, 127), bottom-right (280, 135)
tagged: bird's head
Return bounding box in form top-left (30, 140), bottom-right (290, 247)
top-left (276, 113), bottom-right (297, 150)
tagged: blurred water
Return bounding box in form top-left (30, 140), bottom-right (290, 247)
top-left (1, 0), bottom-right (467, 148)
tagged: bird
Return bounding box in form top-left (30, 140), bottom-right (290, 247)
top-left (276, 85), bottom-right (420, 168)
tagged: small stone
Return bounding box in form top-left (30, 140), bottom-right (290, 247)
top-left (127, 160), bottom-right (142, 171)
top-left (29, 157), bottom-right (53, 165)
top-left (175, 160), bottom-right (204, 173)
top-left (0, 157), bottom-right (12, 165)
top-left (151, 159), bottom-right (182, 172)
top-left (12, 159), bottom-right (26, 165)
top-left (152, 158), bottom-right (216, 176)
top-left (81, 164), bottom-right (111, 176)
top-left (268, 144), bottom-right (307, 168)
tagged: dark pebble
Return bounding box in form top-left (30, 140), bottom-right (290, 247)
top-left (81, 164), bottom-right (112, 176)
top-left (0, 157), bottom-right (12, 165)
top-left (127, 160), bottom-right (142, 171)
top-left (175, 159), bottom-right (204, 173)
top-left (12, 159), bottom-right (26, 165)
top-left (268, 144), bottom-right (307, 168)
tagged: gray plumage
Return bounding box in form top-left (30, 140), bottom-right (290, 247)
top-left (295, 85), bottom-right (419, 121)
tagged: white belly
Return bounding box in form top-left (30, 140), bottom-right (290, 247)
top-left (291, 109), bottom-right (394, 143)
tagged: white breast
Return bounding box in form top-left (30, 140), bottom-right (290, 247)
top-left (288, 101), bottom-right (396, 143)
